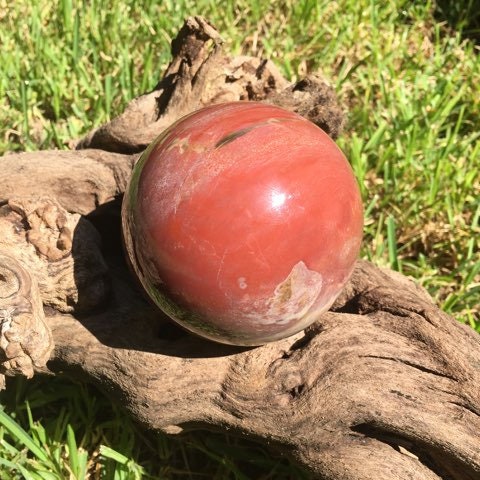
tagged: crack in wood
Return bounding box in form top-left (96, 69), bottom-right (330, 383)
top-left (360, 354), bottom-right (459, 382)
top-left (350, 422), bottom-right (466, 480)
top-left (448, 400), bottom-right (480, 418)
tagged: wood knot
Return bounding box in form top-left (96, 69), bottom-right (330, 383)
top-left (0, 264), bottom-right (20, 299)
top-left (280, 371), bottom-right (305, 398)
top-left (8, 198), bottom-right (74, 261)
top-left (0, 196), bottom-right (110, 313)
top-left (268, 356), bottom-right (307, 406)
top-left (0, 253), bottom-right (53, 379)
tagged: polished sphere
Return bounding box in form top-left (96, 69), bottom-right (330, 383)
top-left (122, 102), bottom-right (363, 345)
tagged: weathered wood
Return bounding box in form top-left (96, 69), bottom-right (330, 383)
top-left (0, 253), bottom-right (52, 385)
top-left (0, 16), bottom-right (479, 480)
top-left (0, 149), bottom-right (135, 216)
top-left (0, 197), bottom-right (109, 313)
top-left (41, 258), bottom-right (480, 480)
top-left (75, 16), bottom-right (344, 153)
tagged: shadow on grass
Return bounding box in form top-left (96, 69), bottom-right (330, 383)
top-left (434, 0), bottom-right (480, 42)
top-left (1, 376), bottom-right (309, 479)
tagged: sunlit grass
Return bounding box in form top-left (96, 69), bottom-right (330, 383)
top-left (0, 0), bottom-right (479, 477)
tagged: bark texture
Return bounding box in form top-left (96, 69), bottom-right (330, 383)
top-left (0, 16), bottom-right (479, 480)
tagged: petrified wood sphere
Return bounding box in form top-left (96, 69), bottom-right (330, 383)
top-left (122, 102), bottom-right (363, 345)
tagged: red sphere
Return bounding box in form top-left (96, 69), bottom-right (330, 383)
top-left (122, 102), bottom-right (363, 345)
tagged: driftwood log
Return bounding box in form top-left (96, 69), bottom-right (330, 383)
top-left (0, 17), bottom-right (479, 480)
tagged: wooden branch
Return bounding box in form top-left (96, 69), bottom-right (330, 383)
top-left (0, 16), bottom-right (479, 480)
top-left (0, 149), bottom-right (135, 216)
top-left (75, 16), bottom-right (344, 154)
top-left (44, 259), bottom-right (480, 480)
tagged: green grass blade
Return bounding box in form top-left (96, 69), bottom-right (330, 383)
top-left (0, 408), bottom-right (50, 464)
top-left (66, 424), bottom-right (81, 479)
top-left (387, 215), bottom-right (401, 272)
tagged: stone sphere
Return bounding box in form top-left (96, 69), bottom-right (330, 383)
top-left (122, 102), bottom-right (363, 345)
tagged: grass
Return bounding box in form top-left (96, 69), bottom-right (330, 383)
top-left (0, 377), bottom-right (306, 479)
top-left (0, 0), bottom-right (479, 477)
